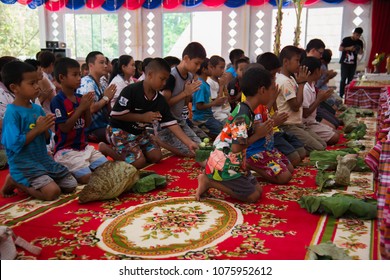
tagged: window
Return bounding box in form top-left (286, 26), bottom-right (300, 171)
top-left (0, 3), bottom-right (39, 59)
top-left (271, 7), bottom-right (343, 60)
top-left (306, 7), bottom-right (343, 60)
top-left (65, 14), bottom-right (119, 60)
top-left (163, 11), bottom-right (222, 58)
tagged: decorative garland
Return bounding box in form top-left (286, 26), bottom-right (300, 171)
top-left (0, 0), bottom-right (371, 11)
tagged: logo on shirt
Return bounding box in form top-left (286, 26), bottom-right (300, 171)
top-left (119, 96), bottom-right (128, 107)
top-left (55, 108), bottom-right (62, 118)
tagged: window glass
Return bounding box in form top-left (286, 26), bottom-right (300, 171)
top-left (163, 11), bottom-right (222, 58)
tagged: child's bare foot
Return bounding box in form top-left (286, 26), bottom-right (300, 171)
top-left (1, 174), bottom-right (17, 198)
top-left (195, 174), bottom-right (210, 201)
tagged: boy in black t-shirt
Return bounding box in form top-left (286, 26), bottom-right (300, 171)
top-left (105, 58), bottom-right (198, 169)
top-left (339, 27), bottom-right (364, 98)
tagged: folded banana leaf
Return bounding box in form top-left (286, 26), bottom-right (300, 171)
top-left (298, 194), bottom-right (377, 219)
top-left (307, 242), bottom-right (352, 260)
top-left (132, 173), bottom-right (167, 193)
top-left (309, 150), bottom-right (369, 171)
top-left (195, 146), bottom-right (213, 162)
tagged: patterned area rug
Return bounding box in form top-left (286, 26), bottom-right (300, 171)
top-left (0, 117), bottom-right (380, 260)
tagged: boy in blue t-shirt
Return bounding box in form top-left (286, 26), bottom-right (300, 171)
top-left (51, 58), bottom-right (108, 184)
top-left (0, 61), bottom-right (77, 201)
top-left (192, 58), bottom-right (224, 139)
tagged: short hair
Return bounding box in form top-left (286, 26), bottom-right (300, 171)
top-left (234, 57), bottom-right (250, 69)
top-left (24, 59), bottom-right (40, 70)
top-left (134, 60), bottom-right (143, 79)
top-left (81, 63), bottom-right (88, 71)
top-left (38, 51), bottom-right (56, 68)
top-left (300, 57), bottom-right (322, 74)
top-left (354, 27), bottom-right (363, 34)
top-left (182, 42), bottom-right (207, 60)
top-left (240, 64), bottom-right (272, 97)
top-left (209, 55), bottom-right (225, 67)
top-left (164, 56), bottom-right (181, 68)
top-left (110, 55), bottom-right (133, 83)
top-left (305, 39), bottom-right (326, 53)
top-left (85, 51), bottom-right (104, 65)
top-left (145, 58), bottom-right (171, 74)
top-left (279, 46), bottom-right (302, 64)
top-left (256, 52), bottom-right (281, 71)
top-left (1, 61), bottom-right (36, 91)
top-left (54, 57), bottom-right (80, 83)
top-left (229, 49), bottom-right (245, 64)
top-left (196, 58), bottom-right (210, 75)
top-left (322, 49), bottom-right (333, 64)
top-left (0, 56), bottom-right (17, 82)
top-left (142, 57), bottom-right (153, 72)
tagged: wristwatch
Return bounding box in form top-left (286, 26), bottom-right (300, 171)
top-left (102, 96), bottom-right (109, 103)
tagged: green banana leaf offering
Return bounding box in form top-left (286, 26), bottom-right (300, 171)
top-left (298, 194), bottom-right (377, 219)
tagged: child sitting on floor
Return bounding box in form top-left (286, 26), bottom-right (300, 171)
top-left (51, 58), bottom-right (108, 184)
top-left (0, 61), bottom-right (77, 201)
top-left (104, 58), bottom-right (198, 169)
top-left (196, 65), bottom-right (275, 203)
top-left (301, 57), bottom-right (340, 146)
top-left (207, 55), bottom-right (231, 123)
top-left (256, 52), bottom-right (306, 167)
top-left (192, 58), bottom-right (225, 139)
top-left (227, 57), bottom-right (250, 112)
top-left (276, 46), bottom-right (326, 154)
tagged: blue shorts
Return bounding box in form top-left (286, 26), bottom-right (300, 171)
top-left (273, 131), bottom-right (304, 156)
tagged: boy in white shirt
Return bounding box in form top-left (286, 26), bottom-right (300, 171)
top-left (301, 57), bottom-right (339, 145)
top-left (276, 46), bottom-right (326, 154)
top-left (207, 55), bottom-right (230, 123)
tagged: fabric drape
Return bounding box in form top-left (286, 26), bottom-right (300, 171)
top-left (368, 0), bottom-right (390, 73)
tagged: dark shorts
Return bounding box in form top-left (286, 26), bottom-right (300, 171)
top-left (274, 131), bottom-right (304, 156)
top-left (219, 173), bottom-right (258, 198)
top-left (316, 105), bottom-right (340, 128)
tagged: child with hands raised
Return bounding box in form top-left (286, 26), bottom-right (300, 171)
top-left (51, 58), bottom-right (108, 184)
top-left (1, 61), bottom-right (77, 201)
top-left (196, 65), bottom-right (275, 203)
top-left (107, 58), bottom-right (199, 169)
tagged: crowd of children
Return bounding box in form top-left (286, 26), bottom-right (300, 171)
top-left (0, 39), bottom-right (344, 203)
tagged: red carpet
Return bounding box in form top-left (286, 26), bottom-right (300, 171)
top-left (0, 154), bottom-right (379, 260)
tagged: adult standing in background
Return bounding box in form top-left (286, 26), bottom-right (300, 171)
top-left (339, 27), bottom-right (364, 98)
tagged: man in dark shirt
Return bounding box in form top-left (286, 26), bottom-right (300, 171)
top-left (339, 27), bottom-right (364, 98)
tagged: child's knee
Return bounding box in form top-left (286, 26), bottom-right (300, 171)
top-left (276, 171), bottom-right (292, 185)
top-left (146, 149), bottom-right (162, 163)
top-left (132, 155), bottom-right (147, 169)
top-left (42, 185), bottom-right (62, 201)
top-left (77, 174), bottom-right (91, 185)
top-left (246, 188), bottom-right (262, 203)
top-left (327, 132), bottom-right (340, 146)
top-left (287, 152), bottom-right (302, 166)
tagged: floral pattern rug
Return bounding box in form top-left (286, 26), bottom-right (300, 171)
top-left (0, 117), bottom-right (380, 260)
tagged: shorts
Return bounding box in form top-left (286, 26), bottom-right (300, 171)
top-left (30, 173), bottom-right (77, 190)
top-left (274, 131), bottom-right (304, 156)
top-left (246, 149), bottom-right (290, 177)
top-left (193, 117), bottom-right (223, 137)
top-left (158, 121), bottom-right (201, 155)
top-left (305, 121), bottom-right (336, 142)
top-left (279, 124), bottom-right (326, 152)
top-left (54, 145), bottom-right (108, 178)
top-left (218, 173), bottom-right (258, 198)
top-left (107, 126), bottom-right (158, 164)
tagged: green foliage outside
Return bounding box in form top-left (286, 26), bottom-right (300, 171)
top-left (0, 3), bottom-right (40, 58)
top-left (163, 13), bottom-right (191, 57)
